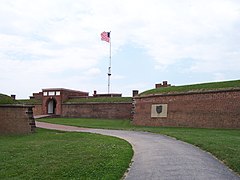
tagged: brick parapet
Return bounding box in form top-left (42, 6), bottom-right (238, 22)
top-left (62, 102), bottom-right (132, 119)
top-left (133, 88), bottom-right (240, 129)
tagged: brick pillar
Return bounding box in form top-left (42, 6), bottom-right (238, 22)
top-left (11, 95), bottom-right (16, 100)
top-left (132, 90), bottom-right (139, 97)
top-left (26, 107), bottom-right (36, 132)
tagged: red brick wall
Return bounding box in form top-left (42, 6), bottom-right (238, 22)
top-left (31, 92), bottom-right (43, 100)
top-left (62, 102), bottom-right (132, 119)
top-left (61, 90), bottom-right (88, 102)
top-left (133, 89), bottom-right (240, 128)
top-left (32, 104), bottom-right (43, 116)
top-left (0, 105), bottom-right (36, 134)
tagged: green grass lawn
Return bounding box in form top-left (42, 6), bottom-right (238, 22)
top-left (39, 118), bottom-right (132, 129)
top-left (38, 118), bottom-right (240, 175)
top-left (0, 128), bottom-right (133, 179)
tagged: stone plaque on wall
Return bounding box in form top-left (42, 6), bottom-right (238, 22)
top-left (151, 104), bottom-right (168, 117)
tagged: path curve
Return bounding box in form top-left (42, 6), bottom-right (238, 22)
top-left (36, 121), bottom-right (239, 180)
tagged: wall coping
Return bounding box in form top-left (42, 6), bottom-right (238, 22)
top-left (0, 104), bottom-right (34, 108)
top-left (63, 102), bottom-right (132, 105)
top-left (136, 88), bottom-right (240, 99)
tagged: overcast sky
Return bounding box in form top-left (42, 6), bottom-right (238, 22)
top-left (1, 0), bottom-right (240, 98)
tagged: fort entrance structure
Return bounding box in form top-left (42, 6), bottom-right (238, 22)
top-left (31, 88), bottom-right (89, 115)
top-left (30, 88), bottom-right (132, 119)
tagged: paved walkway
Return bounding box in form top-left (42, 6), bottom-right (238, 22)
top-left (36, 121), bottom-right (239, 180)
top-left (34, 115), bottom-right (51, 119)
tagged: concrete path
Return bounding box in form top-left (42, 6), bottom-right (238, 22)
top-left (34, 115), bottom-right (51, 119)
top-left (36, 121), bottom-right (239, 180)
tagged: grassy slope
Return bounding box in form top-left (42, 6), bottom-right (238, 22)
top-left (0, 94), bottom-right (15, 104)
top-left (65, 97), bottom-right (132, 103)
top-left (0, 128), bottom-right (133, 179)
top-left (17, 99), bottom-right (42, 105)
top-left (141, 79), bottom-right (240, 95)
top-left (0, 94), bottom-right (41, 105)
top-left (38, 118), bottom-right (240, 175)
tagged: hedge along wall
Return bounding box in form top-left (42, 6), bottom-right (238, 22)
top-left (0, 105), bottom-right (36, 134)
top-left (133, 89), bottom-right (240, 128)
top-left (62, 102), bottom-right (132, 119)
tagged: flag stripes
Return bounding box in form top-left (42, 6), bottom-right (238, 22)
top-left (101, 31), bottom-right (110, 42)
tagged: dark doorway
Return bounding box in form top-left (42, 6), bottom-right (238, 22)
top-left (47, 99), bottom-right (56, 114)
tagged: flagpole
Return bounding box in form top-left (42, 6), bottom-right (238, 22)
top-left (101, 31), bottom-right (111, 94)
top-left (108, 31), bottom-right (111, 94)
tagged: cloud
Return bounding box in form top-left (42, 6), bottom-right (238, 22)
top-left (112, 74), bottom-right (125, 80)
top-left (0, 0), bottom-right (240, 98)
top-left (84, 68), bottom-right (101, 76)
top-left (129, 0), bottom-right (240, 69)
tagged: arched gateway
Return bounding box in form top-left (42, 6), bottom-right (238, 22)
top-left (47, 98), bottom-right (56, 114)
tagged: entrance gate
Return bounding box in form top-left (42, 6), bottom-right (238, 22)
top-left (47, 99), bottom-right (56, 114)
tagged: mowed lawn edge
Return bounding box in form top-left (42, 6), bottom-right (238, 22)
top-left (0, 128), bottom-right (133, 179)
top-left (38, 118), bottom-right (240, 175)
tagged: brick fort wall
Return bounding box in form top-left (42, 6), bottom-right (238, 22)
top-left (133, 89), bottom-right (240, 128)
top-left (0, 105), bottom-right (36, 134)
top-left (62, 102), bottom-right (132, 119)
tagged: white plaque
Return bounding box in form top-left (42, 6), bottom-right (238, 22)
top-left (151, 104), bottom-right (168, 117)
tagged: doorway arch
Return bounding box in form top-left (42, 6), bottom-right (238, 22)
top-left (47, 98), bottom-right (56, 114)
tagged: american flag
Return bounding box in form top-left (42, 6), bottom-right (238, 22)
top-left (101, 31), bottom-right (110, 43)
